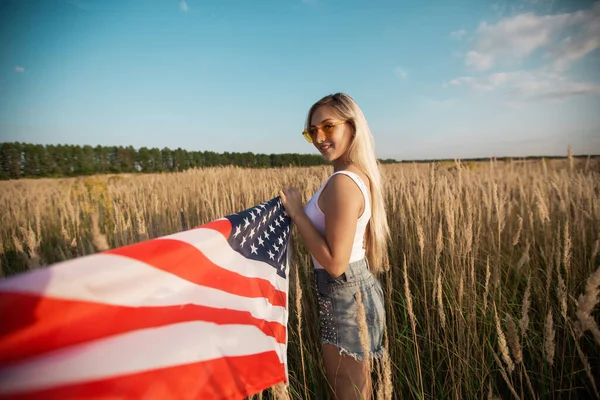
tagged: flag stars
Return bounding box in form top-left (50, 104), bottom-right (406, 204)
top-left (274, 219), bottom-right (280, 227)
top-left (262, 216), bottom-right (267, 225)
top-left (258, 236), bottom-right (265, 246)
top-left (250, 244), bottom-right (258, 254)
top-left (243, 218), bottom-right (250, 229)
top-left (278, 236), bottom-right (283, 245)
top-left (268, 250), bottom-right (275, 260)
top-left (273, 243), bottom-right (280, 252)
top-left (269, 225), bottom-right (275, 233)
top-left (233, 226), bottom-right (241, 238)
top-left (264, 231), bottom-right (271, 240)
top-left (249, 227), bottom-right (256, 238)
top-left (250, 211), bottom-right (256, 221)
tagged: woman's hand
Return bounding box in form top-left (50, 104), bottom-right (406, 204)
top-left (279, 187), bottom-right (304, 221)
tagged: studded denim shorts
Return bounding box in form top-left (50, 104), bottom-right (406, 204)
top-left (314, 258), bottom-right (386, 361)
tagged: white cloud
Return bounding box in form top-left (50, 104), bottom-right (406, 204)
top-left (450, 29), bottom-right (467, 40)
top-left (179, 0), bottom-right (188, 12)
top-left (445, 69), bottom-right (600, 100)
top-left (465, 51), bottom-right (494, 70)
top-left (465, 2), bottom-right (600, 70)
top-left (14, 66), bottom-right (25, 73)
top-left (394, 67), bottom-right (408, 80)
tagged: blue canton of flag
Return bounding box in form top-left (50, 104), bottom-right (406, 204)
top-left (225, 197), bottom-right (292, 279)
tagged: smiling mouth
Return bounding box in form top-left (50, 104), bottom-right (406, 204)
top-left (319, 144), bottom-right (332, 153)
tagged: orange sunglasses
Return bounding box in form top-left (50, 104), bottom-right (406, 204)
top-left (301, 120), bottom-right (347, 143)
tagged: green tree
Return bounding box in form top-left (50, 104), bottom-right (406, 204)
top-left (0, 142), bottom-right (22, 179)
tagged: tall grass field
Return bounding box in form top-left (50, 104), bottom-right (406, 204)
top-left (1, 157), bottom-right (599, 399)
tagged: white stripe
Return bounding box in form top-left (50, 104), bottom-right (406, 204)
top-left (0, 321), bottom-right (286, 395)
top-left (0, 252), bottom-right (286, 324)
top-left (169, 227), bottom-right (288, 290)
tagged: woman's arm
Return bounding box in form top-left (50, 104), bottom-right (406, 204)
top-left (280, 174), bottom-right (363, 278)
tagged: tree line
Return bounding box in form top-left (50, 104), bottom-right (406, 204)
top-left (0, 142), bottom-right (398, 180)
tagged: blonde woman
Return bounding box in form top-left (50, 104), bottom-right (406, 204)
top-left (280, 93), bottom-right (389, 399)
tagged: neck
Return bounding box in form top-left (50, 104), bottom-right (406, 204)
top-left (333, 157), bottom-right (353, 172)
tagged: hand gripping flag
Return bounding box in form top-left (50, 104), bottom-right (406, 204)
top-left (0, 196), bottom-right (291, 400)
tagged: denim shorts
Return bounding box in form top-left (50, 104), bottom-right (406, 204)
top-left (314, 258), bottom-right (386, 361)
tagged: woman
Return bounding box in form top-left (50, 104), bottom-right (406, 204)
top-left (280, 93), bottom-right (389, 399)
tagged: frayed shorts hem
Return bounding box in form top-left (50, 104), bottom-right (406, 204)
top-left (320, 340), bottom-right (385, 362)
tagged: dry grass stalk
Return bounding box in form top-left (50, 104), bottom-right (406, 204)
top-left (293, 264), bottom-right (308, 400)
top-left (416, 221), bottom-right (424, 260)
top-left (437, 273), bottom-right (446, 329)
top-left (571, 327), bottom-right (600, 398)
top-left (91, 210), bottom-right (109, 252)
top-left (535, 187), bottom-right (549, 225)
top-left (515, 241), bottom-right (530, 271)
top-left (494, 303), bottom-right (515, 373)
top-left (544, 310), bottom-right (555, 366)
top-left (575, 265), bottom-right (600, 346)
top-left (458, 269), bottom-right (464, 311)
top-left (270, 382), bottom-right (290, 400)
top-left (568, 145), bottom-right (573, 173)
top-left (505, 313), bottom-right (522, 364)
top-left (376, 347), bottom-right (393, 400)
top-left (520, 276), bottom-right (531, 336)
top-left (491, 352), bottom-right (521, 400)
top-left (355, 287), bottom-right (370, 346)
top-left (563, 219), bottom-right (571, 277)
top-left (512, 215), bottom-right (523, 246)
top-left (484, 257), bottom-right (491, 312)
top-left (557, 272), bottom-right (568, 322)
top-left (436, 220), bottom-right (443, 257)
top-left (403, 253), bottom-right (423, 396)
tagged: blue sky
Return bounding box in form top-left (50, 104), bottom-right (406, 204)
top-left (1, 0), bottom-right (599, 160)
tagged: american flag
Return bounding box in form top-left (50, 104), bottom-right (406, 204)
top-left (0, 197), bottom-right (292, 400)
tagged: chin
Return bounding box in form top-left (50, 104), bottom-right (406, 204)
top-left (321, 153), bottom-right (335, 162)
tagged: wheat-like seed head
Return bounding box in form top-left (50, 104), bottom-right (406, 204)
top-left (535, 187), bottom-right (549, 225)
top-left (493, 304), bottom-right (515, 373)
top-left (436, 220), bottom-right (443, 257)
top-left (416, 221), bottom-right (424, 259)
top-left (403, 254), bottom-right (416, 333)
top-left (576, 265), bottom-right (600, 346)
top-left (513, 215), bottom-right (523, 246)
top-left (544, 310), bottom-right (555, 366)
top-left (91, 210), bottom-right (109, 252)
top-left (437, 273), bottom-right (446, 329)
top-left (355, 283), bottom-right (371, 363)
top-left (505, 313), bottom-right (522, 364)
top-left (557, 273), bottom-right (568, 322)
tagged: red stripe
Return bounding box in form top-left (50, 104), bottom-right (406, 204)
top-left (0, 292), bottom-right (286, 367)
top-left (2, 351), bottom-right (285, 400)
top-left (106, 238), bottom-right (287, 308)
top-left (196, 218), bottom-right (232, 238)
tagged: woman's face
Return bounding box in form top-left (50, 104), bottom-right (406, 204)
top-left (309, 106), bottom-right (353, 163)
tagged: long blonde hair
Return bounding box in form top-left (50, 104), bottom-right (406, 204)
top-left (305, 93), bottom-right (390, 274)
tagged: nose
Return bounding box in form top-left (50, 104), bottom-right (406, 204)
top-left (314, 129), bottom-right (326, 143)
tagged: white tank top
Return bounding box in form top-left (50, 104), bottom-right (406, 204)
top-left (304, 170), bottom-right (371, 270)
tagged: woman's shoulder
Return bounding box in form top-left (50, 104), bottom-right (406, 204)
top-left (330, 168), bottom-right (370, 193)
top-left (321, 168), bottom-right (370, 206)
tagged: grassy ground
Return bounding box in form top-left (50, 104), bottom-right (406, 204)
top-left (1, 157), bottom-right (599, 399)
